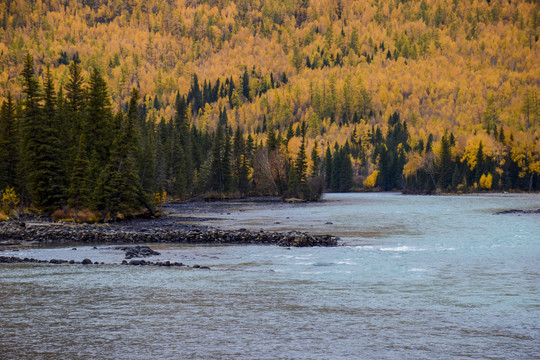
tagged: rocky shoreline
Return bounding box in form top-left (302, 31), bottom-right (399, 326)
top-left (0, 254), bottom-right (210, 269)
top-left (0, 220), bottom-right (339, 248)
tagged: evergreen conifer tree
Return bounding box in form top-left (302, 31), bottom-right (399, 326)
top-left (267, 127), bottom-right (278, 151)
top-left (242, 69), bottom-right (251, 101)
top-left (233, 125), bottom-right (245, 188)
top-left (210, 125), bottom-right (225, 192)
top-left (94, 89), bottom-right (147, 219)
top-left (85, 68), bottom-right (114, 168)
top-left (438, 132), bottom-right (453, 190)
top-left (295, 122), bottom-right (308, 192)
top-left (69, 134), bottom-right (90, 221)
top-left (311, 141), bottom-right (320, 177)
top-left (0, 93), bottom-right (18, 188)
top-left (222, 130), bottom-right (233, 192)
top-left (324, 147), bottom-right (333, 189)
top-left (20, 54), bottom-right (64, 211)
top-left (66, 61), bottom-right (86, 154)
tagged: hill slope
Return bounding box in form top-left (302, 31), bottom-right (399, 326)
top-left (0, 0), bottom-right (539, 215)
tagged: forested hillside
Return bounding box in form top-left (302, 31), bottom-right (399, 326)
top-left (0, 0), bottom-right (539, 218)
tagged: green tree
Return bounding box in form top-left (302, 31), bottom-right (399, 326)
top-left (85, 68), bottom-right (114, 169)
top-left (242, 69), bottom-right (251, 101)
top-left (20, 54), bottom-right (64, 212)
top-left (222, 130), bottom-right (233, 192)
top-left (238, 155), bottom-right (250, 195)
top-left (311, 141), bottom-right (320, 177)
top-left (171, 95), bottom-right (192, 197)
top-left (68, 135), bottom-right (90, 221)
top-left (210, 125), bottom-right (225, 192)
top-left (0, 93), bottom-right (18, 188)
top-left (438, 132), bottom-right (453, 190)
top-left (233, 125), bottom-right (245, 189)
top-left (295, 122), bottom-right (308, 188)
top-left (41, 67), bottom-right (66, 209)
top-left (324, 147), bottom-right (333, 189)
top-left (65, 61), bottom-right (86, 153)
top-left (94, 89), bottom-right (148, 220)
top-left (267, 127), bottom-right (279, 151)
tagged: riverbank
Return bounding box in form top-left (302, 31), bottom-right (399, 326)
top-left (0, 217), bottom-right (339, 249)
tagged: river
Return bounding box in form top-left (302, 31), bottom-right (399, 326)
top-left (1, 193), bottom-right (539, 359)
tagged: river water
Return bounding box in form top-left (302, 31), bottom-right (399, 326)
top-left (1, 193), bottom-right (539, 359)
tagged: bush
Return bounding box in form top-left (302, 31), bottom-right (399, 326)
top-left (1, 187), bottom-right (20, 218)
top-left (52, 206), bottom-right (99, 223)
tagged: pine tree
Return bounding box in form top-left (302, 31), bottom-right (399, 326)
top-left (474, 141), bottom-right (485, 184)
top-left (222, 130), bottom-right (233, 192)
top-left (94, 89), bottom-right (147, 220)
top-left (311, 141), bottom-right (320, 177)
top-left (20, 54), bottom-right (64, 212)
top-left (0, 93), bottom-right (18, 188)
top-left (295, 122), bottom-right (308, 189)
top-left (190, 74), bottom-right (203, 114)
top-left (324, 147), bottom-right (333, 189)
top-left (219, 107), bottom-right (228, 127)
top-left (267, 127), bottom-right (278, 151)
top-left (68, 135), bottom-right (90, 221)
top-left (242, 69), bottom-right (251, 101)
top-left (172, 95), bottom-right (192, 197)
top-left (339, 150), bottom-right (354, 191)
top-left (286, 123), bottom-right (294, 143)
top-left (139, 115), bottom-right (157, 196)
top-left (85, 68), bottom-right (114, 168)
top-left (66, 61), bottom-right (86, 153)
top-left (245, 133), bottom-right (255, 164)
top-left (40, 67), bottom-right (66, 209)
top-left (238, 155), bottom-right (250, 195)
top-left (210, 125), bottom-right (225, 192)
top-left (233, 125), bottom-right (245, 188)
top-left (19, 53), bottom-right (42, 206)
top-left (438, 132), bottom-right (453, 190)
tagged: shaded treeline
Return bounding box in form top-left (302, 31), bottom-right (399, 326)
top-left (0, 54), bottom-right (537, 219)
top-left (0, 55), bottom-right (324, 218)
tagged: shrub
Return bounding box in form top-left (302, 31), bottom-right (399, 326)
top-left (1, 187), bottom-right (20, 218)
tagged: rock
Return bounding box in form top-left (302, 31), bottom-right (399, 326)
top-left (129, 259), bottom-right (147, 265)
top-left (0, 219), bottom-right (339, 248)
top-left (325, 222), bottom-right (333, 225)
top-left (120, 245), bottom-right (161, 259)
top-left (81, 258), bottom-right (92, 265)
top-left (49, 259), bottom-right (68, 264)
top-left (496, 208), bottom-right (540, 215)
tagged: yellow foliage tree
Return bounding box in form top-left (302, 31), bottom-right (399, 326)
top-left (363, 170), bottom-right (379, 188)
top-left (479, 173), bottom-right (493, 190)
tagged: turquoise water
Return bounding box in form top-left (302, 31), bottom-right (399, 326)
top-left (1, 193), bottom-right (539, 359)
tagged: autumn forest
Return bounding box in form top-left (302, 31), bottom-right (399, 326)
top-left (0, 0), bottom-right (539, 219)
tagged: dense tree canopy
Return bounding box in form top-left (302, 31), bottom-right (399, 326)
top-left (0, 1), bottom-right (538, 218)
